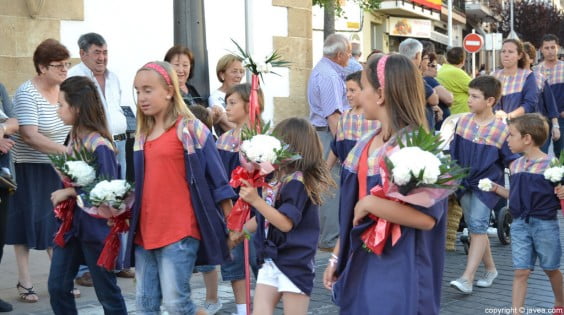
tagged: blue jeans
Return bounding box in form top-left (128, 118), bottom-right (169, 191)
top-left (48, 238), bottom-right (127, 315)
top-left (511, 217), bottom-right (561, 270)
top-left (460, 191), bottom-right (491, 234)
top-left (135, 237), bottom-right (199, 315)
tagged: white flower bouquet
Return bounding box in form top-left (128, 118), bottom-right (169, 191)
top-left (362, 127), bottom-right (467, 255)
top-left (543, 156), bottom-right (564, 213)
top-left (81, 179), bottom-right (134, 219)
top-left (49, 148), bottom-right (96, 187)
top-left (78, 179), bottom-right (134, 270)
top-left (232, 39), bottom-right (290, 79)
top-left (227, 123), bottom-right (300, 232)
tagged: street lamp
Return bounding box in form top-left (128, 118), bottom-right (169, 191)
top-left (507, 0), bottom-right (519, 40)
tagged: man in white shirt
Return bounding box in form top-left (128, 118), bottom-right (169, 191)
top-left (68, 33), bottom-right (128, 179)
top-left (68, 33), bottom-right (134, 282)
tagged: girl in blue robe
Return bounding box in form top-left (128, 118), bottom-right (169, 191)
top-left (47, 76), bottom-right (127, 314)
top-left (239, 118), bottom-right (334, 315)
top-left (323, 54), bottom-right (448, 315)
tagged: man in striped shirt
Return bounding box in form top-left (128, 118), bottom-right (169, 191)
top-left (307, 33), bottom-right (351, 250)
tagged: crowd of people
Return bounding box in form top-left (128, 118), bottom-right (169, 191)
top-left (0, 30), bottom-right (562, 315)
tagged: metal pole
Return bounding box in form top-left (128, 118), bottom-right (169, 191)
top-left (510, 0), bottom-right (514, 34)
top-left (447, 0), bottom-right (453, 47)
top-left (245, 0), bottom-right (253, 82)
top-left (472, 29), bottom-right (476, 78)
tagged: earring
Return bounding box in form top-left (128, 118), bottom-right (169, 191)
top-left (166, 96), bottom-right (171, 100)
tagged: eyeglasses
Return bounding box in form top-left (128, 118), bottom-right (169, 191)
top-left (48, 62), bottom-right (72, 70)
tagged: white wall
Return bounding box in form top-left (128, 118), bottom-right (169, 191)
top-left (204, 0), bottom-right (288, 121)
top-left (60, 0), bottom-right (290, 122)
top-left (60, 0), bottom-right (174, 111)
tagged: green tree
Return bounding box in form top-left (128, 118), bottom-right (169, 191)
top-left (491, 0), bottom-right (563, 48)
top-left (313, 0), bottom-right (381, 39)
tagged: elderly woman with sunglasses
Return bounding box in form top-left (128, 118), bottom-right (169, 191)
top-left (5, 39), bottom-right (71, 303)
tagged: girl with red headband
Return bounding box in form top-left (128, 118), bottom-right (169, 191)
top-left (125, 61), bottom-right (236, 314)
top-left (323, 54), bottom-right (448, 314)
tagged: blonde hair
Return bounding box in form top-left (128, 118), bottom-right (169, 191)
top-left (135, 61), bottom-right (195, 136)
top-left (216, 54), bottom-right (243, 83)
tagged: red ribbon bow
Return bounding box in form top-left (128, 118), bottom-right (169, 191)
top-left (53, 182), bottom-right (76, 248)
top-left (227, 166), bottom-right (268, 232)
top-left (97, 210), bottom-right (131, 270)
top-left (360, 157), bottom-right (402, 255)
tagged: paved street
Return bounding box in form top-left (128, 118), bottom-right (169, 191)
top-left (1, 217), bottom-right (561, 314)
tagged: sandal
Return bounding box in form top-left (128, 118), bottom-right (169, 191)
top-left (16, 282), bottom-right (38, 303)
top-left (71, 287), bottom-right (81, 298)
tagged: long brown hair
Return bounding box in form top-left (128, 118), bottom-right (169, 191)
top-left (59, 76), bottom-right (114, 148)
top-left (272, 118), bottom-right (335, 205)
top-left (365, 54), bottom-right (428, 137)
top-left (135, 61), bottom-right (195, 136)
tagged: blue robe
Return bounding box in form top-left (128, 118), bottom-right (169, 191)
top-left (493, 69), bottom-right (538, 113)
top-left (536, 61), bottom-right (564, 113)
top-left (333, 130), bottom-right (447, 315)
top-left (509, 156), bottom-right (560, 220)
top-left (124, 118), bottom-right (237, 267)
top-left (449, 114), bottom-right (519, 209)
top-left (330, 109), bottom-right (380, 164)
top-left (253, 172), bottom-right (319, 295)
top-left (65, 134), bottom-right (119, 245)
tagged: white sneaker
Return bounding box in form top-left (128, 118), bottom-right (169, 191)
top-left (475, 270), bottom-right (498, 288)
top-left (203, 301), bottom-right (222, 315)
top-left (450, 278), bottom-right (472, 294)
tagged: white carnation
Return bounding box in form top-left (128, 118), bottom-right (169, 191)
top-left (64, 160), bottom-right (96, 186)
top-left (544, 166), bottom-right (564, 183)
top-left (389, 147), bottom-right (442, 185)
top-left (257, 62), bottom-right (272, 73)
top-left (478, 178), bottom-right (493, 192)
top-left (241, 134), bottom-right (282, 164)
top-left (89, 179), bottom-right (132, 207)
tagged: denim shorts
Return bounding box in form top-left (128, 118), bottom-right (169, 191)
top-left (194, 264), bottom-right (216, 273)
top-left (220, 242), bottom-right (245, 281)
top-left (460, 191), bottom-right (491, 234)
top-left (511, 217), bottom-right (561, 270)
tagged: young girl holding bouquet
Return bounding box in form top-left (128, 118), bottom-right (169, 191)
top-left (207, 83), bottom-right (264, 315)
top-left (48, 76), bottom-right (127, 314)
top-left (239, 117), bottom-right (334, 315)
top-left (125, 61), bottom-right (236, 314)
top-left (323, 54), bottom-right (448, 314)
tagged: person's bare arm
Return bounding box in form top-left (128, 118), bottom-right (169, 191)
top-left (327, 112), bottom-right (341, 136)
top-left (19, 125), bottom-right (66, 154)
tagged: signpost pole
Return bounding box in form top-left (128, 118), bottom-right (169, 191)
top-left (472, 29), bottom-right (476, 78)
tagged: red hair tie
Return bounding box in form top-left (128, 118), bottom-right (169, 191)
top-left (144, 62), bottom-right (172, 86)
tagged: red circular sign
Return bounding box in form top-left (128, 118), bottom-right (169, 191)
top-left (463, 34), bottom-right (484, 53)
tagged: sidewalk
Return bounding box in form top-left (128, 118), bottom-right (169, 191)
top-left (1, 218), bottom-right (561, 314)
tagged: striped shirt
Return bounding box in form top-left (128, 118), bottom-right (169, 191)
top-left (12, 80), bottom-right (71, 163)
top-left (307, 57), bottom-right (348, 127)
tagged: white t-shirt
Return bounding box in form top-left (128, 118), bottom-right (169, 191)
top-left (12, 80), bottom-right (71, 163)
top-left (208, 89), bottom-right (227, 111)
top-left (68, 62), bottom-right (128, 136)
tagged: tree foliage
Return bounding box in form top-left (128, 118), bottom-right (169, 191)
top-left (313, 0), bottom-right (381, 16)
top-left (491, 0), bottom-right (564, 48)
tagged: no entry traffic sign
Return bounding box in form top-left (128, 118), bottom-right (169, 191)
top-left (463, 33), bottom-right (484, 53)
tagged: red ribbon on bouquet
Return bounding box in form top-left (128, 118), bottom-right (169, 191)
top-left (358, 146), bottom-right (402, 255)
top-left (53, 181), bottom-right (76, 248)
top-left (227, 166), bottom-right (268, 232)
top-left (248, 74), bottom-right (261, 132)
top-left (97, 209), bottom-right (131, 270)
